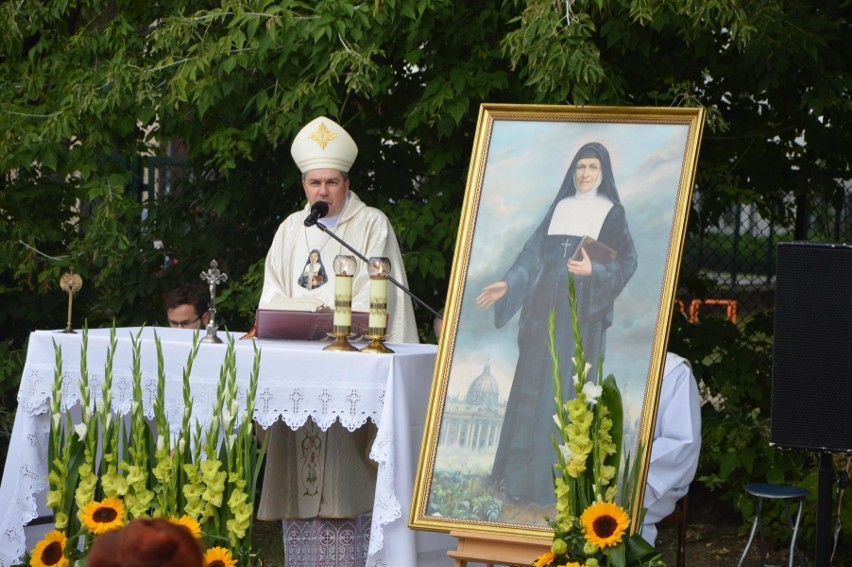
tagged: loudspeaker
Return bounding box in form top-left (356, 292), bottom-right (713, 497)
top-left (771, 241), bottom-right (852, 452)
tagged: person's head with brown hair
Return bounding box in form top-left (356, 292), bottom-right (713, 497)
top-left (87, 518), bottom-right (204, 567)
top-left (165, 284), bottom-right (210, 329)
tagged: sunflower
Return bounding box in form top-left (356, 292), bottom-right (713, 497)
top-left (80, 496), bottom-right (125, 534)
top-left (204, 546), bottom-right (237, 567)
top-left (580, 501), bottom-right (630, 549)
top-left (533, 551), bottom-right (556, 567)
top-left (31, 530), bottom-right (69, 567)
top-left (169, 514), bottom-right (203, 539)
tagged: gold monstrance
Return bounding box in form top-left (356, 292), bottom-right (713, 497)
top-left (59, 270), bottom-right (83, 333)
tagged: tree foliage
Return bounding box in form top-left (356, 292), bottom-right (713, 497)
top-left (1, 0), bottom-right (850, 533)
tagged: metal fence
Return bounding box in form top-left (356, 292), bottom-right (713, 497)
top-left (125, 155), bottom-right (852, 324)
top-left (680, 183), bottom-right (852, 323)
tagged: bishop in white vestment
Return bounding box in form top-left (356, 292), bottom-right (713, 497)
top-left (255, 116), bottom-right (418, 566)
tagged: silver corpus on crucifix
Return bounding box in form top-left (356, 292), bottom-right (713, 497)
top-left (200, 260), bottom-right (228, 344)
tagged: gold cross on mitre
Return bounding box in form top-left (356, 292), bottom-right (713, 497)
top-left (309, 122), bottom-right (337, 150)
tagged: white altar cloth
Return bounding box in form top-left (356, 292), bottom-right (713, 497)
top-left (0, 327), bottom-right (453, 566)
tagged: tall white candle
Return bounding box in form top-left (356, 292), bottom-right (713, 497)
top-left (369, 277), bottom-right (388, 329)
top-left (334, 274), bottom-right (353, 327)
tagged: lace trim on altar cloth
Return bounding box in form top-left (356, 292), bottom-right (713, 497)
top-left (17, 367), bottom-right (385, 432)
top-left (366, 409), bottom-right (399, 561)
top-left (283, 514), bottom-right (372, 567)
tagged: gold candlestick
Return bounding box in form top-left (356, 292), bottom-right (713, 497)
top-left (59, 270), bottom-right (83, 334)
top-left (361, 257), bottom-right (393, 354)
top-left (324, 255), bottom-right (358, 352)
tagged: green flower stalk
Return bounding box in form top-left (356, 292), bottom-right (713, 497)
top-left (235, 340), bottom-right (267, 555)
top-left (99, 327), bottom-right (123, 500)
top-left (170, 331), bottom-right (201, 517)
top-left (46, 339), bottom-right (73, 531)
top-left (121, 328), bottom-right (154, 518)
top-left (74, 327), bottom-right (100, 521)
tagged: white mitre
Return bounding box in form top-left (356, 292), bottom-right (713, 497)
top-left (291, 116), bottom-right (358, 173)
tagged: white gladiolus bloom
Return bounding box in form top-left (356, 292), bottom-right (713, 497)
top-left (52, 414), bottom-right (61, 429)
top-left (553, 414), bottom-right (562, 428)
top-left (179, 438), bottom-right (186, 452)
top-left (222, 411), bottom-right (233, 431)
top-left (96, 399), bottom-right (105, 413)
top-left (582, 381), bottom-right (603, 405)
top-left (131, 401), bottom-right (139, 414)
top-left (74, 423), bottom-right (87, 440)
top-left (157, 435), bottom-right (165, 452)
top-left (559, 443), bottom-right (573, 461)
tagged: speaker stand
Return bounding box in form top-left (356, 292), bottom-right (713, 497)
top-left (815, 452), bottom-right (833, 567)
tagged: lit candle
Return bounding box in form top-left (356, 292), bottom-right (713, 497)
top-left (333, 255), bottom-right (357, 329)
top-left (368, 257), bottom-right (391, 331)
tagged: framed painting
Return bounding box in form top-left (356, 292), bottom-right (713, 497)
top-left (410, 103), bottom-right (705, 539)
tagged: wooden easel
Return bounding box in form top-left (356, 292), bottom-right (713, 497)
top-left (447, 530), bottom-right (551, 567)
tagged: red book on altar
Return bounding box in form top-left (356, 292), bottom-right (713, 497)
top-left (254, 309), bottom-right (373, 341)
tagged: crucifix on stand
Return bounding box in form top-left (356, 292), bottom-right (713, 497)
top-left (200, 259), bottom-right (228, 344)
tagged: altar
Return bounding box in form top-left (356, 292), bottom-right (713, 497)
top-left (0, 327), bottom-right (453, 567)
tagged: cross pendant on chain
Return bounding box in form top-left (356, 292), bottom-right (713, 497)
top-left (562, 238), bottom-right (572, 258)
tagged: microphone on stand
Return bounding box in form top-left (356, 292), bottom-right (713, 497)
top-left (303, 200), bottom-right (442, 321)
top-left (304, 201), bottom-right (330, 227)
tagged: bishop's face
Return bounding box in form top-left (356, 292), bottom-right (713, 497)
top-left (574, 158), bottom-right (602, 193)
top-left (303, 168), bottom-right (350, 217)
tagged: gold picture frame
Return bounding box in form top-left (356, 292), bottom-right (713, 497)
top-left (411, 103), bottom-right (705, 540)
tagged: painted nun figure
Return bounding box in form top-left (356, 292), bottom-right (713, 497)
top-left (477, 141), bottom-right (638, 504)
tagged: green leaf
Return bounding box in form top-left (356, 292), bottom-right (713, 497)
top-left (602, 537), bottom-right (627, 567)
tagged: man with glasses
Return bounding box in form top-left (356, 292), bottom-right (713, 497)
top-left (165, 284), bottom-right (210, 329)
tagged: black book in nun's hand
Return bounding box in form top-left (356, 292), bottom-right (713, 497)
top-left (571, 235), bottom-right (618, 264)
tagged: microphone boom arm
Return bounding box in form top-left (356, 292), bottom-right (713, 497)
top-left (315, 222), bottom-right (442, 321)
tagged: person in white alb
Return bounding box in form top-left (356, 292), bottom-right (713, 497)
top-left (258, 115), bottom-right (417, 343)
top-left (640, 352), bottom-right (702, 547)
top-left (256, 116), bottom-right (418, 567)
